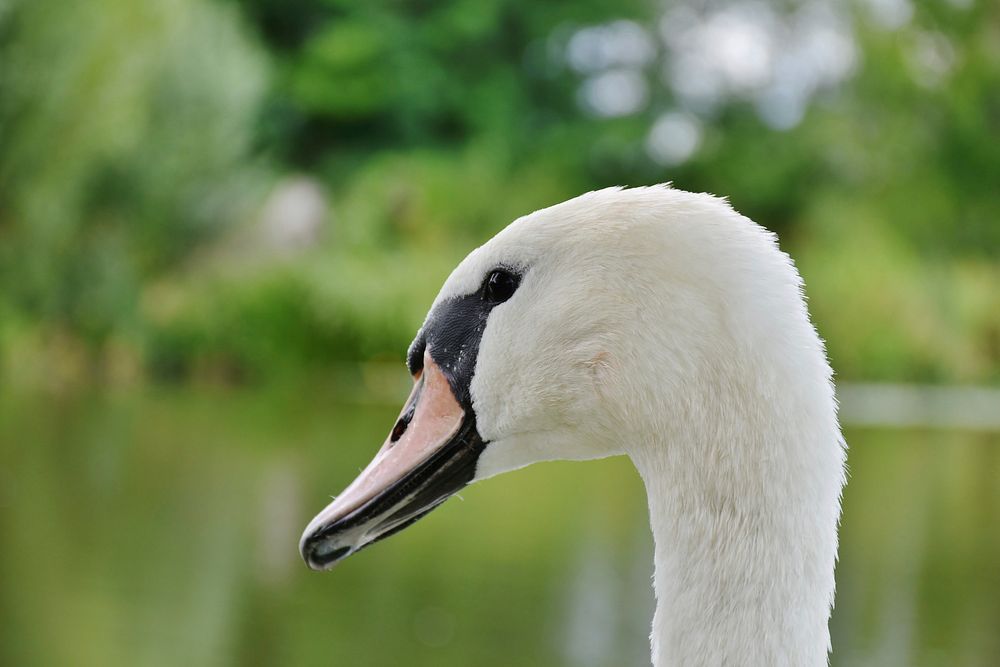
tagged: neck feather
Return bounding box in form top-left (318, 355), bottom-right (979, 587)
top-left (628, 365), bottom-right (844, 666)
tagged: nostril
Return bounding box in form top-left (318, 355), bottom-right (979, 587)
top-left (390, 404), bottom-right (415, 444)
top-left (390, 418), bottom-right (406, 443)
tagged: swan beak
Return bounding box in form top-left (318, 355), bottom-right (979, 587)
top-left (299, 352), bottom-right (484, 570)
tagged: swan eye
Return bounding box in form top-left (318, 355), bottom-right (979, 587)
top-left (483, 269), bottom-right (519, 303)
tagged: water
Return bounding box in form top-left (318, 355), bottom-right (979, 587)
top-left (1, 387), bottom-right (998, 666)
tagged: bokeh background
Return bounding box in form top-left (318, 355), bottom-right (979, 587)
top-left (2, 0), bottom-right (999, 665)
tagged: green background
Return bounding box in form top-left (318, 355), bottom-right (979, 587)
top-left (1, 0), bottom-right (998, 664)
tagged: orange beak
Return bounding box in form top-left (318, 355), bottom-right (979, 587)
top-left (300, 350), bottom-right (484, 569)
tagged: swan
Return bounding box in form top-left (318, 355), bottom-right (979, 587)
top-left (299, 185), bottom-right (846, 666)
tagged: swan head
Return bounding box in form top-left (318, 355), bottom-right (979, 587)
top-left (300, 185), bottom-right (840, 573)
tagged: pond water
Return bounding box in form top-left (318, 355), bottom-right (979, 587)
top-left (1, 386), bottom-right (998, 666)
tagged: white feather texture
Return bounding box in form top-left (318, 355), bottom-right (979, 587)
top-left (427, 185), bottom-right (846, 666)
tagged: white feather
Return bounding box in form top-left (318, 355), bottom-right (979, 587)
top-left (429, 185), bottom-right (845, 666)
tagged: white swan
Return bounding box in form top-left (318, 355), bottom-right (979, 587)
top-left (300, 185), bottom-right (846, 666)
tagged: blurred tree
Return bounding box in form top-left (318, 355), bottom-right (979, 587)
top-left (1, 0), bottom-right (997, 384)
top-left (0, 0), bottom-right (267, 347)
top-left (238, 0), bottom-right (653, 170)
top-left (236, 0), bottom-right (1000, 254)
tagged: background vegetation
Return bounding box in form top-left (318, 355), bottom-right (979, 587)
top-left (1, 0), bottom-right (998, 665)
top-left (2, 0), bottom-right (997, 389)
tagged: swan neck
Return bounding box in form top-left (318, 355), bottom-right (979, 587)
top-left (633, 416), bottom-right (841, 667)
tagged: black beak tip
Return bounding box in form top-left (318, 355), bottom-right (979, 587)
top-left (298, 417), bottom-right (487, 573)
top-left (301, 530), bottom-right (352, 570)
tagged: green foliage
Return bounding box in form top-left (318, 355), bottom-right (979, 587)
top-left (0, 0), bottom-right (267, 343)
top-left (240, 0), bottom-right (651, 166)
top-left (1, 0), bottom-right (998, 386)
top-left (798, 199), bottom-right (1000, 383)
top-left (141, 248), bottom-right (460, 382)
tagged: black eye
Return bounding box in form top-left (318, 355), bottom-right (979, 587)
top-left (483, 269), bottom-right (519, 303)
